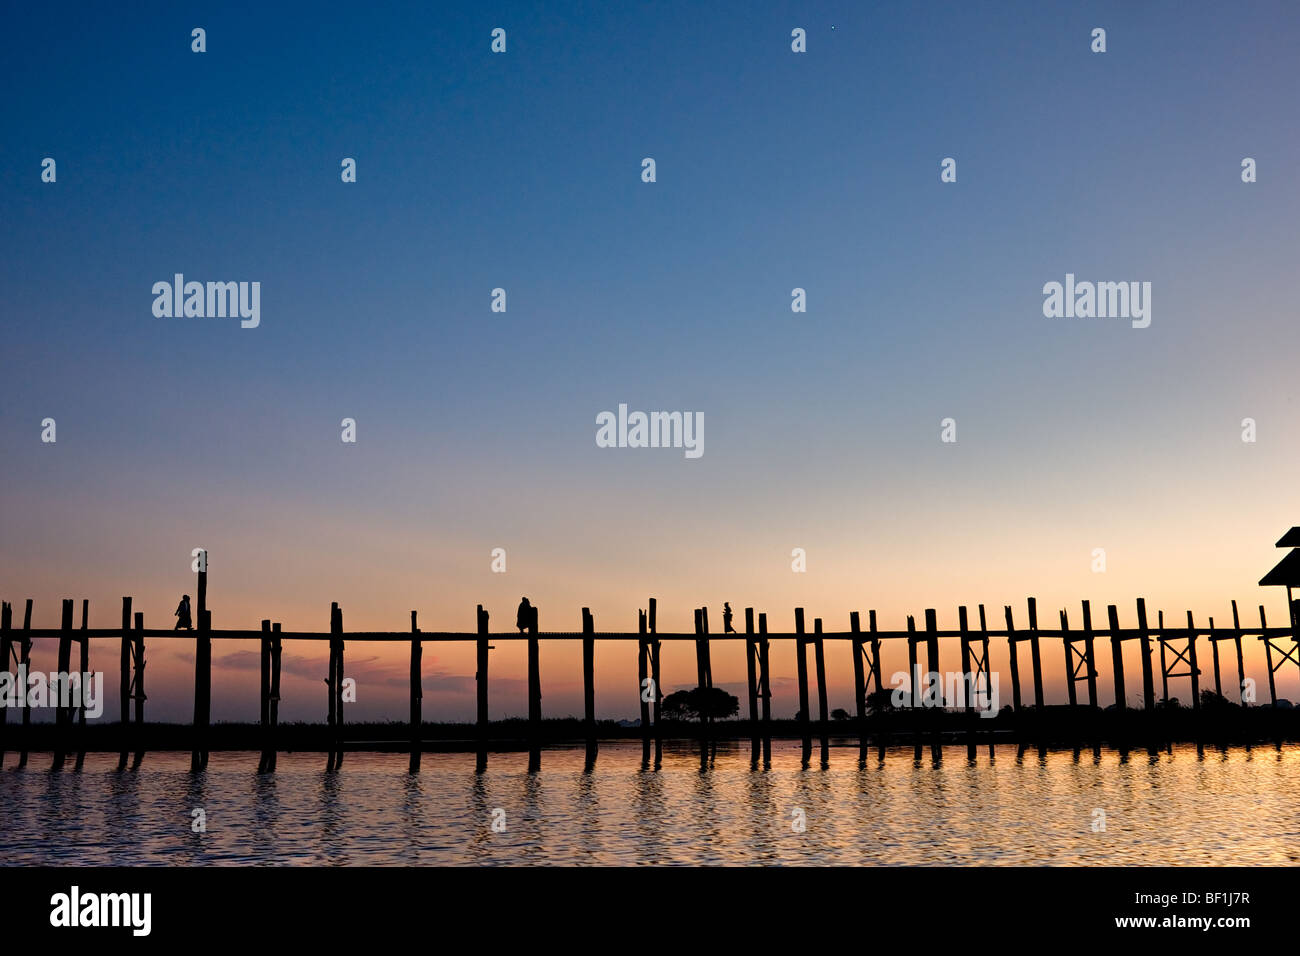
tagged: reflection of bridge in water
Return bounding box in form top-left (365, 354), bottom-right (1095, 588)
top-left (3, 532), bottom-right (1300, 775)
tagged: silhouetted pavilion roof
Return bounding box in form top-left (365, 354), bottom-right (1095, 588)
top-left (1277, 527), bottom-right (1300, 547)
top-left (1260, 548), bottom-right (1300, 586)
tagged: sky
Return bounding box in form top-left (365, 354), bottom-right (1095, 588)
top-left (2, 1), bottom-right (1300, 723)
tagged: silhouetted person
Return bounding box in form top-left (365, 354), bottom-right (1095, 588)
top-left (174, 594), bottom-right (192, 631)
top-left (723, 602), bottom-right (736, 634)
top-left (517, 597), bottom-right (533, 633)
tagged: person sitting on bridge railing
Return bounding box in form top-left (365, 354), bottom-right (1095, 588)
top-left (516, 597), bottom-right (532, 633)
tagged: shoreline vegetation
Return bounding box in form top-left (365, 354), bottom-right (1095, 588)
top-left (7, 694), bottom-right (1300, 754)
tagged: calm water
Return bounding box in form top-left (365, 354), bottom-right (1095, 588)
top-left (2, 741), bottom-right (1299, 865)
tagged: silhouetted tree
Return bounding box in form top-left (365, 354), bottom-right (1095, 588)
top-left (865, 688), bottom-right (895, 715)
top-left (662, 686), bottom-right (739, 721)
top-left (1200, 689), bottom-right (1237, 711)
top-left (831, 707), bottom-right (850, 721)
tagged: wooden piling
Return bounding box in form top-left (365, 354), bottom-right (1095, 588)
top-left (1004, 606), bottom-right (1023, 713)
top-left (411, 609), bottom-right (422, 774)
top-left (907, 613), bottom-right (920, 708)
top-left (650, 598), bottom-right (662, 770)
top-left (583, 607), bottom-right (597, 770)
top-left (1158, 610), bottom-right (1170, 704)
top-left (1107, 604), bottom-right (1126, 711)
top-left (758, 612), bottom-right (772, 767)
top-left (871, 609), bottom-right (886, 761)
top-left (907, 615), bottom-right (922, 760)
top-left (332, 604), bottom-right (345, 769)
top-left (745, 608), bottom-right (759, 766)
top-left (1232, 600), bottom-right (1247, 704)
top-left (1186, 611), bottom-right (1201, 711)
top-left (131, 611), bottom-right (145, 769)
top-left (795, 607), bottom-right (810, 769)
top-left (1082, 601), bottom-right (1099, 708)
top-left (959, 606), bottom-right (975, 759)
top-left (1136, 598), bottom-right (1156, 712)
top-left (325, 603), bottom-right (337, 770)
top-left (924, 609), bottom-right (941, 761)
top-left (851, 610), bottom-right (867, 764)
top-left (0, 602), bottom-right (10, 769)
top-left (1027, 598), bottom-right (1044, 710)
top-left (1061, 609), bottom-right (1077, 708)
top-left (638, 608), bottom-right (651, 769)
top-left (258, 619), bottom-right (272, 772)
top-left (527, 604), bottom-right (541, 773)
top-left (695, 608), bottom-right (710, 770)
top-left (118, 597), bottom-right (131, 770)
top-left (192, 565), bottom-right (210, 772)
top-left (53, 598), bottom-right (73, 771)
top-left (1260, 605), bottom-right (1277, 706)
top-left (977, 605), bottom-right (993, 759)
top-left (191, 615), bottom-right (211, 771)
top-left (75, 599), bottom-right (88, 770)
top-left (17, 600), bottom-right (32, 769)
top-left (269, 623), bottom-right (281, 771)
top-left (1209, 617), bottom-right (1222, 698)
top-left (814, 617), bottom-right (829, 769)
top-left (475, 605), bottom-right (489, 773)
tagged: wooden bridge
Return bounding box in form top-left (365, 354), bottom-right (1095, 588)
top-left (2, 553), bottom-right (1299, 774)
